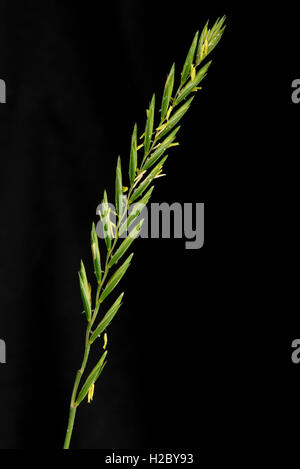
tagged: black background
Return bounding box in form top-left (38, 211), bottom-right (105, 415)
top-left (0, 0), bottom-right (297, 455)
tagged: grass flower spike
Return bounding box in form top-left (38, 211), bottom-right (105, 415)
top-left (63, 16), bottom-right (226, 449)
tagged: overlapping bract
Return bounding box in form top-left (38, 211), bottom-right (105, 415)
top-left (76, 17), bottom-right (225, 406)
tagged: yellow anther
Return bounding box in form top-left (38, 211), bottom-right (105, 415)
top-left (103, 332), bottom-right (108, 350)
top-left (166, 106), bottom-right (173, 121)
top-left (156, 123), bottom-right (167, 131)
top-left (87, 383), bottom-right (95, 403)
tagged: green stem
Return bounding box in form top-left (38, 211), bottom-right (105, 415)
top-left (63, 405), bottom-right (77, 449)
top-left (63, 323), bottom-right (92, 449)
top-left (63, 260), bottom-right (114, 449)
